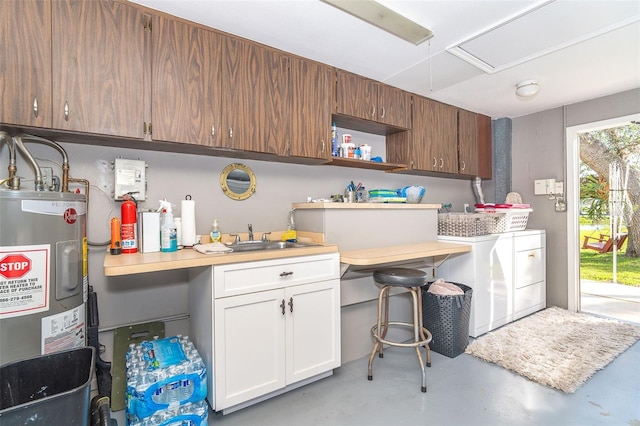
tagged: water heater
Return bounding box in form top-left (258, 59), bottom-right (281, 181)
top-left (0, 134), bottom-right (87, 365)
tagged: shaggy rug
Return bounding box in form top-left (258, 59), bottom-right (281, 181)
top-left (465, 307), bottom-right (640, 393)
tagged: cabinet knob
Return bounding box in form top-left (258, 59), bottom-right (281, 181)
top-left (432, 157), bottom-right (437, 168)
top-left (32, 96), bottom-right (39, 118)
top-left (380, 106), bottom-right (385, 119)
top-left (288, 297), bottom-right (293, 313)
top-left (211, 124), bottom-right (215, 138)
top-left (440, 158), bottom-right (444, 169)
top-left (63, 101), bottom-right (69, 122)
top-left (279, 271), bottom-right (294, 277)
top-left (461, 160), bottom-right (466, 171)
top-left (371, 105), bottom-right (376, 118)
top-left (528, 253), bottom-right (536, 259)
top-left (280, 299), bottom-right (285, 315)
top-left (229, 127), bottom-right (233, 139)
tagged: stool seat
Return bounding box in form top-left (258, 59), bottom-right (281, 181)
top-left (373, 267), bottom-right (429, 288)
top-left (368, 267), bottom-right (432, 392)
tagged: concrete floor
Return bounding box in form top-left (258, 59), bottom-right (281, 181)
top-left (207, 339), bottom-right (640, 426)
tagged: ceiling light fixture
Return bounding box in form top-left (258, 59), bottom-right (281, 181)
top-left (321, 0), bottom-right (434, 45)
top-left (515, 80), bottom-right (539, 97)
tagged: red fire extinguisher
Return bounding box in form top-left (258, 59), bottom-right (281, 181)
top-left (121, 194), bottom-right (137, 254)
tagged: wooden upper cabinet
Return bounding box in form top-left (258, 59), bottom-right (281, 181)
top-left (375, 82), bottom-right (411, 129)
top-left (336, 70), bottom-right (377, 122)
top-left (152, 15), bottom-right (221, 145)
top-left (335, 70), bottom-right (410, 130)
top-left (52, 0), bottom-right (145, 138)
top-left (290, 57), bottom-right (333, 160)
top-left (457, 108), bottom-right (478, 177)
top-left (1, 0), bottom-right (52, 128)
top-left (426, 99), bottom-right (458, 173)
top-left (218, 37), bottom-right (290, 155)
top-left (387, 95), bottom-right (457, 174)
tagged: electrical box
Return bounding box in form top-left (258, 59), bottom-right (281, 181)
top-left (534, 179), bottom-right (556, 195)
top-left (114, 158), bottom-right (146, 200)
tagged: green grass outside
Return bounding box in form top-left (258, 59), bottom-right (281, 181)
top-left (579, 224), bottom-right (640, 286)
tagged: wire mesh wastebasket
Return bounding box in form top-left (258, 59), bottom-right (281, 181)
top-left (422, 282), bottom-right (473, 358)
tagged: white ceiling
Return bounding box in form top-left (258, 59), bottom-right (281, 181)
top-left (131, 0), bottom-right (640, 119)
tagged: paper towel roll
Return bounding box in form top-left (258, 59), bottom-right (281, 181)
top-left (181, 197), bottom-right (197, 246)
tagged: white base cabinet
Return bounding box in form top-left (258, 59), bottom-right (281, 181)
top-left (437, 230), bottom-right (545, 337)
top-left (188, 253), bottom-right (341, 413)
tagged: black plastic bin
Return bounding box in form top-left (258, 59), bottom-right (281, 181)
top-left (0, 347), bottom-right (95, 426)
top-left (422, 282), bottom-right (473, 358)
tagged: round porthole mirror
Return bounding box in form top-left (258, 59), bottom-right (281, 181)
top-left (220, 163), bottom-right (256, 201)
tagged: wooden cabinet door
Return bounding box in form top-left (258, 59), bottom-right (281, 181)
top-left (152, 15), bottom-right (221, 145)
top-left (290, 57), bottom-right (333, 160)
top-left (428, 100), bottom-right (458, 173)
top-left (1, 0), bottom-right (52, 128)
top-left (335, 70), bottom-right (376, 122)
top-left (458, 108), bottom-right (478, 176)
top-left (52, 0), bottom-right (145, 138)
top-left (219, 37), bottom-right (290, 154)
top-left (214, 289), bottom-right (286, 410)
top-left (406, 94), bottom-right (430, 170)
top-left (376, 83), bottom-right (411, 129)
top-left (285, 280), bottom-right (341, 384)
top-left (477, 113), bottom-right (492, 179)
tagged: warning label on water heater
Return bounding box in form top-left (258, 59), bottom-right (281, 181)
top-left (0, 244), bottom-right (50, 319)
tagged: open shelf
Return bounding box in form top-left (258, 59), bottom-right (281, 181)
top-left (328, 157), bottom-right (407, 172)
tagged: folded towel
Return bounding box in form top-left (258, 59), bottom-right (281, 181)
top-left (427, 278), bottom-right (463, 296)
top-left (193, 242), bottom-right (233, 255)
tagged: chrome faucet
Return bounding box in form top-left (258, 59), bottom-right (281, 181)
top-left (248, 224), bottom-right (253, 241)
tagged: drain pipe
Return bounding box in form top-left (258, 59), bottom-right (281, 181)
top-left (16, 133), bottom-right (71, 192)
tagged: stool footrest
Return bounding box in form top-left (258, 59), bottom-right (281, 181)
top-left (371, 322), bottom-right (432, 348)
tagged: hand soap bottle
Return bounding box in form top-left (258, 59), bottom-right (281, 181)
top-left (210, 220), bottom-right (221, 243)
top-left (282, 210), bottom-right (297, 242)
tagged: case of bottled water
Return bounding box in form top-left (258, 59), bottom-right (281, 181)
top-left (125, 335), bottom-right (207, 424)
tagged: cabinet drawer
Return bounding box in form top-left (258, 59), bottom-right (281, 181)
top-left (514, 281), bottom-right (545, 316)
top-left (514, 233), bottom-right (544, 251)
top-left (515, 248), bottom-right (544, 288)
top-left (214, 253), bottom-right (340, 298)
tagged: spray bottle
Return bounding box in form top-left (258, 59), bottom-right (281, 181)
top-left (331, 122), bottom-right (339, 157)
top-left (158, 199), bottom-right (177, 252)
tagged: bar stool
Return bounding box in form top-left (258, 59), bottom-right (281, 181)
top-left (367, 267), bottom-right (432, 392)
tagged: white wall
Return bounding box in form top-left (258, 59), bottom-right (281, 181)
top-left (1, 127), bottom-right (477, 361)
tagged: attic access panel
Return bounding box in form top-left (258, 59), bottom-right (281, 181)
top-left (447, 0), bottom-right (639, 73)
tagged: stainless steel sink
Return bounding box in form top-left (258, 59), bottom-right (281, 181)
top-left (226, 241), bottom-right (319, 252)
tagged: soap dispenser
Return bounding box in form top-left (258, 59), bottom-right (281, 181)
top-left (210, 220), bottom-right (221, 243)
top-left (282, 210), bottom-right (297, 242)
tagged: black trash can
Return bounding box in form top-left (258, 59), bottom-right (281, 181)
top-left (0, 347), bottom-right (95, 426)
top-left (422, 282), bottom-right (473, 358)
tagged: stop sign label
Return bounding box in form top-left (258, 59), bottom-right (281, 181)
top-left (0, 254), bottom-right (32, 279)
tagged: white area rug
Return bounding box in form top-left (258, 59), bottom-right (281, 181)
top-left (465, 307), bottom-right (640, 393)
